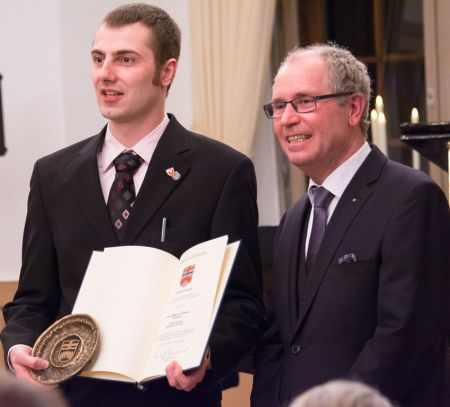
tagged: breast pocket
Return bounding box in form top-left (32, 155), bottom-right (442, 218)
top-left (326, 259), bottom-right (376, 278)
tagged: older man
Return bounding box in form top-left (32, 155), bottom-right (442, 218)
top-left (251, 43), bottom-right (450, 407)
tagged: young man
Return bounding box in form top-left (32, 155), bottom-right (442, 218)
top-left (1, 4), bottom-right (265, 406)
top-left (251, 43), bottom-right (450, 407)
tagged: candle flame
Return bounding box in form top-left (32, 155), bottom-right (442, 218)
top-left (375, 96), bottom-right (384, 113)
top-left (370, 109), bottom-right (378, 120)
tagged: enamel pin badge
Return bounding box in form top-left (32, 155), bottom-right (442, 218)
top-left (166, 167), bottom-right (181, 181)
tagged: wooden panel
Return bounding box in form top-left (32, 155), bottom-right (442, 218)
top-left (0, 281), bottom-right (17, 307)
top-left (0, 281), bottom-right (18, 368)
top-left (222, 373), bottom-right (253, 407)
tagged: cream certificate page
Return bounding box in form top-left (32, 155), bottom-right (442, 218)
top-left (72, 235), bottom-right (237, 383)
top-left (73, 245), bottom-right (178, 382)
top-left (143, 239), bottom-right (239, 379)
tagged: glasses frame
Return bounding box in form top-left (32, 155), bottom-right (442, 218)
top-left (263, 92), bottom-right (353, 119)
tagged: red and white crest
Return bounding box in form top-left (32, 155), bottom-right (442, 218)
top-left (180, 265), bottom-right (195, 287)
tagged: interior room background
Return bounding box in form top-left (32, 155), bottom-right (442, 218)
top-left (1, 1), bottom-right (449, 405)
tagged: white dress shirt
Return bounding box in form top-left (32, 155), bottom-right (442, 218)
top-left (97, 114), bottom-right (170, 203)
top-left (305, 142), bottom-right (371, 256)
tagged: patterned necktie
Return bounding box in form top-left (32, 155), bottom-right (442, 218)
top-left (107, 150), bottom-right (143, 239)
top-left (306, 186), bottom-right (334, 271)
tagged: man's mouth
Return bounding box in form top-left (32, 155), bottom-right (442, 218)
top-left (287, 134), bottom-right (311, 143)
top-left (102, 90), bottom-right (124, 96)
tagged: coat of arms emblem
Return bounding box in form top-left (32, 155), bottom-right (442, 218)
top-left (180, 265), bottom-right (195, 287)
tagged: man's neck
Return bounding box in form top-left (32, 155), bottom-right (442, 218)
top-left (108, 113), bottom-right (166, 148)
top-left (306, 134), bottom-right (366, 185)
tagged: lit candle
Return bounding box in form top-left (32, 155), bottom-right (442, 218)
top-left (411, 107), bottom-right (420, 170)
top-left (375, 95), bottom-right (384, 114)
top-left (370, 109), bottom-right (378, 145)
top-left (411, 107), bottom-right (419, 123)
top-left (376, 111), bottom-right (388, 155)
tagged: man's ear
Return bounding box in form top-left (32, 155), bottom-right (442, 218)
top-left (348, 93), bottom-right (365, 126)
top-left (160, 58), bottom-right (177, 87)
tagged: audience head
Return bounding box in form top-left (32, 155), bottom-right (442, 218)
top-left (0, 371), bottom-right (68, 407)
top-left (290, 380), bottom-right (394, 407)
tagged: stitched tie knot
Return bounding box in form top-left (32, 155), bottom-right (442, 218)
top-left (113, 150), bottom-right (143, 176)
top-left (312, 186), bottom-right (334, 208)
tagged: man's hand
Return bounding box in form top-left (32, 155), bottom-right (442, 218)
top-left (165, 348), bottom-right (210, 392)
top-left (9, 345), bottom-right (56, 389)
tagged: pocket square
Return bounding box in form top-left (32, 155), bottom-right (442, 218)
top-left (338, 253), bottom-right (358, 264)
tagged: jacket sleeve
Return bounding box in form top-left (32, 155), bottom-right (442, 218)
top-left (207, 155), bottom-right (267, 380)
top-left (250, 214), bottom-right (286, 407)
top-left (1, 161), bottom-right (61, 359)
top-left (349, 179), bottom-right (450, 401)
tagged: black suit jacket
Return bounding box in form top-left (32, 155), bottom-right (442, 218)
top-left (252, 146), bottom-right (450, 407)
top-left (1, 115), bottom-right (266, 407)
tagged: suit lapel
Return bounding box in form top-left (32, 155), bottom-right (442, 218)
top-left (274, 196), bottom-right (310, 336)
top-left (122, 116), bottom-right (191, 243)
top-left (295, 146), bottom-right (387, 331)
top-left (67, 129), bottom-right (118, 245)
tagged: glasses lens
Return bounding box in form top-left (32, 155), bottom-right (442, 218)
top-left (264, 104), bottom-right (275, 118)
top-left (272, 102), bottom-right (287, 118)
top-left (264, 103), bottom-right (276, 119)
top-left (293, 97), bottom-right (315, 113)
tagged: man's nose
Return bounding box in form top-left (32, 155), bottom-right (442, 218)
top-left (97, 60), bottom-right (116, 81)
top-left (280, 102), bottom-right (301, 125)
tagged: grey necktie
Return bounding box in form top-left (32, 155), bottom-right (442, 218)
top-left (306, 186), bottom-right (334, 271)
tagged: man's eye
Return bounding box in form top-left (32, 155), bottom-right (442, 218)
top-left (273, 102), bottom-right (286, 110)
top-left (122, 57), bottom-right (132, 63)
top-left (294, 97), bottom-right (314, 106)
top-left (93, 56), bottom-right (103, 64)
top-left (294, 98), bottom-right (314, 106)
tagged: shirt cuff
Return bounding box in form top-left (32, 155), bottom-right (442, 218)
top-left (7, 344), bottom-right (32, 372)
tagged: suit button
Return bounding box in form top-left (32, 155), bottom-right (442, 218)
top-left (291, 344), bottom-right (301, 354)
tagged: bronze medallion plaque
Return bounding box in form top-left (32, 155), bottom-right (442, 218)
top-left (31, 314), bottom-right (99, 385)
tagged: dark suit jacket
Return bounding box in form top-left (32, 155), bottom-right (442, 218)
top-left (252, 146), bottom-right (450, 407)
top-left (1, 115), bottom-right (266, 407)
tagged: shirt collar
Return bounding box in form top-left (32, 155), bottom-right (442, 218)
top-left (308, 141), bottom-right (371, 203)
top-left (98, 114), bottom-right (170, 173)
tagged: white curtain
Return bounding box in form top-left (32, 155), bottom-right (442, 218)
top-left (189, 0), bottom-right (276, 157)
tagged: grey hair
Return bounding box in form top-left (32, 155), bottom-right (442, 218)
top-left (279, 43), bottom-right (372, 135)
top-left (290, 380), bottom-right (393, 407)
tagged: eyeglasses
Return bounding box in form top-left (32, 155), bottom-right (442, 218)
top-left (263, 92), bottom-right (353, 119)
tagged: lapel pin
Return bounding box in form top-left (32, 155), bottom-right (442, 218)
top-left (166, 167), bottom-right (181, 181)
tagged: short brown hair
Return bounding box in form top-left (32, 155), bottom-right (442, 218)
top-left (104, 3), bottom-right (181, 69)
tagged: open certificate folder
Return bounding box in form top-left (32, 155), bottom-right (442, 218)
top-left (72, 235), bottom-right (239, 385)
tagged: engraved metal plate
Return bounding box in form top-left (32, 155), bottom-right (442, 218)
top-left (30, 314), bottom-right (99, 385)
